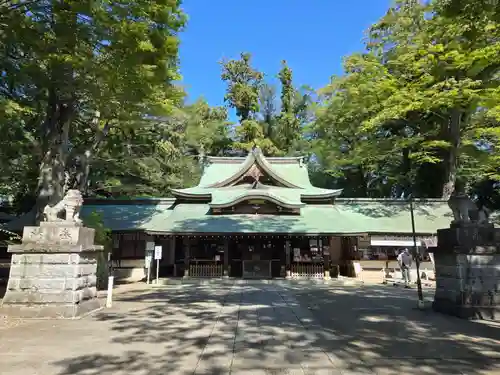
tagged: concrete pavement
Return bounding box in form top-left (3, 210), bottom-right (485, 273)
top-left (0, 280), bottom-right (499, 374)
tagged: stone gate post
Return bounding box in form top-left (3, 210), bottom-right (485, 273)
top-left (432, 222), bottom-right (500, 321)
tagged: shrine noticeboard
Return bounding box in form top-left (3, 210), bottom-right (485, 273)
top-left (154, 245), bottom-right (162, 260)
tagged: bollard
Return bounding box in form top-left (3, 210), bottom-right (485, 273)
top-left (106, 275), bottom-right (114, 308)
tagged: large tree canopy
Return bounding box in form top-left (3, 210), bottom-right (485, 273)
top-left (1, 0), bottom-right (186, 217)
top-left (314, 0), bottom-right (500, 200)
top-left (1, 0), bottom-right (499, 218)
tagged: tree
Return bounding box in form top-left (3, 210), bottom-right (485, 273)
top-left (364, 0), bottom-right (500, 198)
top-left (220, 52), bottom-right (263, 122)
top-left (275, 60), bottom-right (301, 152)
top-left (315, 0), bottom-right (500, 199)
top-left (220, 52), bottom-right (280, 155)
top-left (232, 119), bottom-right (281, 156)
top-left (86, 99), bottom-right (231, 198)
top-left (184, 99), bottom-right (233, 158)
top-left (0, 1), bottom-right (186, 219)
top-left (257, 83), bottom-right (278, 139)
top-left (313, 53), bottom-right (403, 197)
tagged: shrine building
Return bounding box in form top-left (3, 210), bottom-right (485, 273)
top-left (78, 148), bottom-right (452, 280)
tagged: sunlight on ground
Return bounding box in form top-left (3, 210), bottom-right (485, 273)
top-left (1, 282), bottom-right (499, 375)
top-left (360, 314), bottom-right (394, 322)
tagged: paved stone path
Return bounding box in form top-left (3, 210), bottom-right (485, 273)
top-left (1, 280), bottom-right (499, 374)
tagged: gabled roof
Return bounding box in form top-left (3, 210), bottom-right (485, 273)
top-left (171, 147), bottom-right (342, 202)
top-left (205, 147), bottom-right (301, 188)
top-left (210, 185), bottom-right (305, 209)
top-left (79, 198), bottom-right (455, 235)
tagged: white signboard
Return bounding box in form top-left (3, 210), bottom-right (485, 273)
top-left (154, 245), bottom-right (162, 260)
top-left (146, 241), bottom-right (155, 251)
top-left (145, 250), bottom-right (153, 269)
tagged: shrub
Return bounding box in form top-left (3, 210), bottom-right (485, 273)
top-left (83, 212), bottom-right (112, 290)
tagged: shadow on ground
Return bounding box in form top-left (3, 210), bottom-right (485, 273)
top-left (51, 282), bottom-right (500, 375)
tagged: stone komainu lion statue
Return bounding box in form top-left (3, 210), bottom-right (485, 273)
top-left (43, 189), bottom-right (83, 224)
top-left (447, 190), bottom-right (491, 225)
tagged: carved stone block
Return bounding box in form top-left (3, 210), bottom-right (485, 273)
top-left (21, 223), bottom-right (96, 248)
top-left (432, 225), bottom-right (500, 321)
top-left (0, 223), bottom-right (104, 319)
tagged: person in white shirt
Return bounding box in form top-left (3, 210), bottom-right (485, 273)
top-left (397, 248), bottom-right (412, 288)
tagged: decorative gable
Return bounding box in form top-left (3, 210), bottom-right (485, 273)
top-left (233, 164), bottom-right (281, 187)
top-left (170, 147), bottom-right (343, 201)
top-left (207, 147), bottom-right (300, 189)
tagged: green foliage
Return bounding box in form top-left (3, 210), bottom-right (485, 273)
top-left (275, 61), bottom-right (312, 155)
top-left (220, 52), bottom-right (264, 122)
top-left (83, 211), bottom-right (111, 290)
top-left (0, 0), bottom-right (186, 211)
top-left (86, 98), bottom-right (232, 197)
top-left (2, 0), bottom-right (499, 213)
top-left (233, 120), bottom-right (281, 156)
top-left (314, 0), bottom-right (500, 199)
top-left (257, 83), bottom-right (278, 139)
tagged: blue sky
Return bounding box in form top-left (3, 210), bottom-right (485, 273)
top-left (179, 0), bottom-right (392, 116)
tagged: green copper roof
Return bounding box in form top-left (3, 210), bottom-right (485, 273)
top-left (156, 204), bottom-right (363, 234)
top-left (80, 198), bottom-right (454, 235)
top-left (210, 186), bottom-right (304, 208)
top-left (172, 148), bottom-right (342, 199)
top-left (197, 158), bottom-right (314, 188)
top-left (80, 201), bottom-right (175, 231)
top-left (201, 149), bottom-right (301, 188)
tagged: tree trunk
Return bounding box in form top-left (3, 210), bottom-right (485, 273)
top-left (402, 147), bottom-right (412, 196)
top-left (441, 109), bottom-right (462, 199)
top-left (73, 114), bottom-right (112, 195)
top-left (34, 2), bottom-right (77, 223)
top-left (35, 89), bottom-right (74, 223)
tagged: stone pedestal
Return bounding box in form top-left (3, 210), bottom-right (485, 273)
top-left (432, 223), bottom-right (500, 321)
top-left (0, 222), bottom-right (104, 319)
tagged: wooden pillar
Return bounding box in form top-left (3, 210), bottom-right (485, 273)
top-left (340, 236), bottom-right (355, 277)
top-left (184, 237), bottom-right (190, 278)
top-left (322, 237), bottom-right (330, 279)
top-left (285, 239), bottom-right (291, 278)
top-left (169, 237), bottom-right (176, 264)
top-left (169, 236), bottom-right (175, 276)
top-left (223, 238), bottom-right (229, 278)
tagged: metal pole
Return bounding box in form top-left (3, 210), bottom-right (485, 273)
top-left (156, 258), bottom-right (159, 284)
top-left (146, 257), bottom-right (151, 285)
top-left (410, 196), bottom-right (424, 308)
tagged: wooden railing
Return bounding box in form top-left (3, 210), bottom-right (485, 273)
top-left (189, 262), bottom-right (224, 277)
top-left (290, 263), bottom-right (323, 279)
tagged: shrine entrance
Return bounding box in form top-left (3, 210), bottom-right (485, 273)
top-left (173, 234), bottom-right (334, 279)
top-left (228, 237), bottom-right (286, 278)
